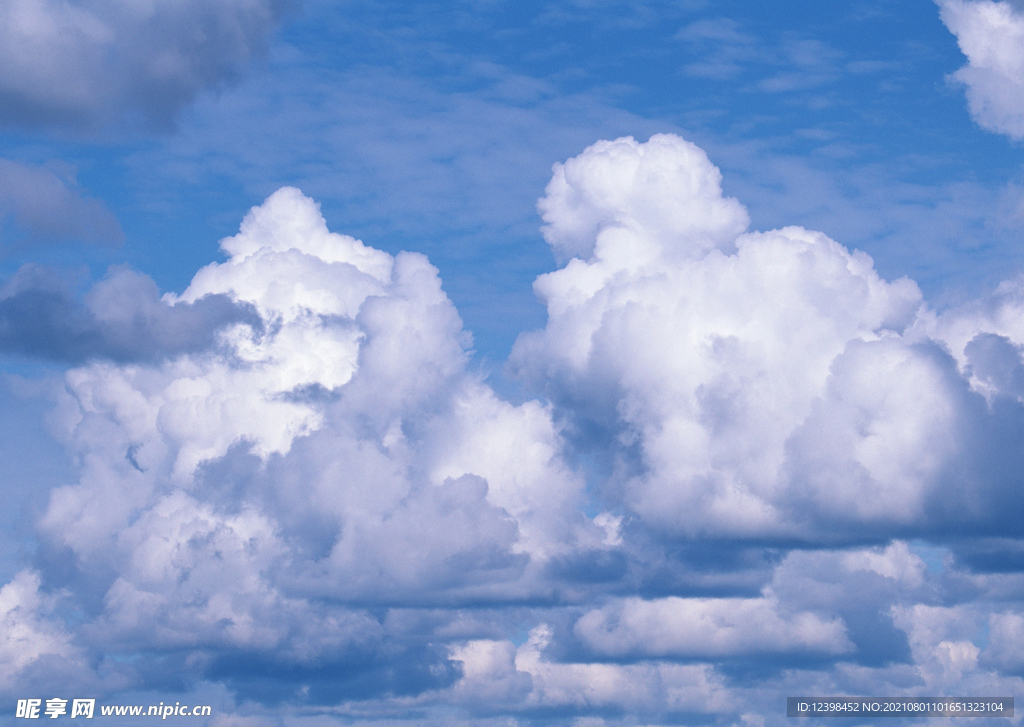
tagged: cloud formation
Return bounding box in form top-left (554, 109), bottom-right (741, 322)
top-left (512, 133), bottom-right (1024, 543)
top-left (0, 0), bottom-right (291, 130)
top-left (0, 264), bottom-right (259, 363)
top-left (574, 595), bottom-right (854, 658)
top-left (0, 159), bottom-right (123, 247)
top-left (7, 136), bottom-right (1024, 723)
top-left (939, 0), bottom-right (1024, 139)
top-left (4, 186), bottom-right (594, 708)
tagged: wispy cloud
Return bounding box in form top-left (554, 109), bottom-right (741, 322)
top-left (0, 159), bottom-right (122, 248)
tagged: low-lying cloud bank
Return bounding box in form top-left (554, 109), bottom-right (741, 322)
top-left (4, 135), bottom-right (1024, 724)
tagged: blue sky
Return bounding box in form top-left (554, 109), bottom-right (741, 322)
top-left (4, 0), bottom-right (1022, 358)
top-left (3, 0), bottom-right (1024, 725)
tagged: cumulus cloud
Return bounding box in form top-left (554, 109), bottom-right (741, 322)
top-left (0, 0), bottom-right (291, 129)
top-left (0, 570), bottom-right (94, 695)
top-left (450, 625), bottom-right (732, 716)
top-left (4, 186), bottom-right (591, 705)
top-left (537, 134), bottom-right (749, 262)
top-left (939, 0), bottom-right (1024, 139)
top-left (10, 136), bottom-right (1024, 723)
top-left (0, 159), bottom-right (122, 247)
top-left (511, 133), bottom-right (1024, 542)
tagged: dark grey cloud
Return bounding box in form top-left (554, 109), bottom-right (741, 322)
top-left (0, 264), bottom-right (260, 363)
top-left (950, 537), bottom-right (1024, 573)
top-left (0, 0), bottom-right (293, 131)
top-left (208, 642), bottom-right (462, 706)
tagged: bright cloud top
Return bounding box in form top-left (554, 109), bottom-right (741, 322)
top-left (514, 133), bottom-right (1024, 542)
top-left (3, 183), bottom-right (595, 702)
top-left (6, 134), bottom-right (1024, 722)
top-left (939, 0), bottom-right (1024, 139)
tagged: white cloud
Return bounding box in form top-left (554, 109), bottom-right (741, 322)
top-left (0, 570), bottom-right (93, 694)
top-left (516, 626), bottom-right (731, 714)
top-left (537, 135), bottom-right (749, 263)
top-left (0, 0), bottom-right (290, 129)
top-left (511, 133), bottom-right (1024, 542)
top-left (451, 625), bottom-right (734, 714)
top-left (574, 596), bottom-right (854, 658)
top-left (939, 0), bottom-right (1024, 139)
top-left (891, 604), bottom-right (987, 689)
top-left (842, 541), bottom-right (927, 588)
top-left (512, 134), bottom-right (933, 539)
top-left (983, 610), bottom-right (1024, 672)
top-left (11, 134), bottom-right (1024, 721)
top-left (782, 336), bottom-right (964, 525)
top-left (5, 185), bottom-right (592, 700)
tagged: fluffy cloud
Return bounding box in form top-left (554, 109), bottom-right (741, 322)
top-left (9, 135), bottom-right (1024, 723)
top-left (0, 0), bottom-right (291, 129)
top-left (939, 0), bottom-right (1024, 139)
top-left (6, 186), bottom-right (590, 704)
top-left (0, 570), bottom-right (95, 695)
top-left (537, 134), bottom-right (749, 262)
top-left (450, 625), bottom-right (733, 716)
top-left (511, 133), bottom-right (1024, 542)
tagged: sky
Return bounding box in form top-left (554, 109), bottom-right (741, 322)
top-left (3, 0), bottom-right (1024, 725)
